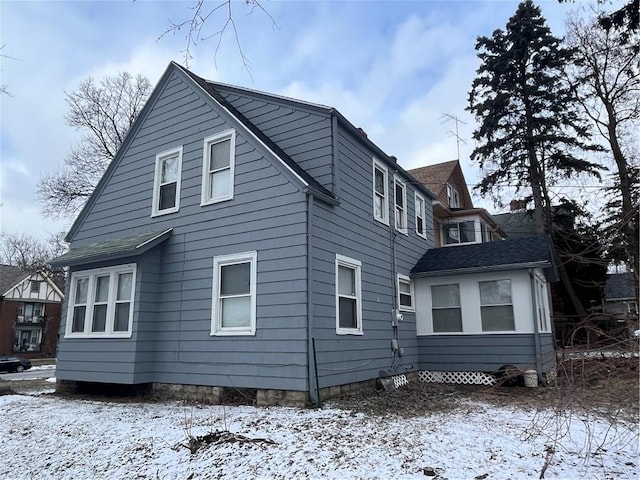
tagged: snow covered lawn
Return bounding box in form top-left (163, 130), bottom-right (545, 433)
top-left (0, 391), bottom-right (637, 479)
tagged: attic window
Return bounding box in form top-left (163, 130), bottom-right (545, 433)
top-left (30, 281), bottom-right (41, 294)
top-left (152, 146), bottom-right (183, 216)
top-left (447, 183), bottom-right (460, 208)
top-left (202, 130), bottom-right (236, 206)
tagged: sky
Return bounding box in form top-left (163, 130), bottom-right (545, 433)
top-left (0, 0), bottom-right (594, 242)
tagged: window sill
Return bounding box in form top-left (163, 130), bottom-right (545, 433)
top-left (64, 332), bottom-right (133, 339)
top-left (151, 208), bottom-right (179, 218)
top-left (374, 216), bottom-right (389, 226)
top-left (336, 329), bottom-right (364, 336)
top-left (211, 329), bottom-right (255, 336)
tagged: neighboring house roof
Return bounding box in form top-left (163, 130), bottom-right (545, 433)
top-left (411, 235), bottom-right (557, 280)
top-left (605, 272), bottom-right (636, 301)
top-left (492, 211), bottom-right (538, 238)
top-left (408, 160), bottom-right (472, 208)
top-left (51, 229), bottom-right (172, 268)
top-left (0, 264), bottom-right (25, 296)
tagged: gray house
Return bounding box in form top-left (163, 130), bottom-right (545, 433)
top-left (52, 62), bottom-right (557, 404)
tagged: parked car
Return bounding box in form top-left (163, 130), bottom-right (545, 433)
top-left (0, 355), bottom-right (32, 373)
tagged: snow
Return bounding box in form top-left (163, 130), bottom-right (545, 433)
top-left (0, 391), bottom-right (637, 479)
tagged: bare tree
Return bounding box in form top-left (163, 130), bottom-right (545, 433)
top-left (0, 232), bottom-right (65, 272)
top-left (158, 0), bottom-right (276, 73)
top-left (565, 10), bottom-right (639, 291)
top-left (37, 72), bottom-right (152, 218)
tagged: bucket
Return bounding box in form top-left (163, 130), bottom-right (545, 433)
top-left (524, 370), bottom-right (538, 388)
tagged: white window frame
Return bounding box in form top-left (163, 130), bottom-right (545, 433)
top-left (372, 159), bottom-right (389, 225)
top-left (397, 274), bottom-right (415, 312)
top-left (201, 130), bottom-right (236, 206)
top-left (335, 254), bottom-right (363, 335)
top-left (65, 264), bottom-right (136, 338)
top-left (394, 176), bottom-right (408, 234)
top-left (152, 146), bottom-right (183, 217)
top-left (211, 251), bottom-right (257, 336)
top-left (415, 192), bottom-right (427, 239)
top-left (447, 183), bottom-right (460, 208)
top-left (430, 283), bottom-right (463, 333)
top-left (479, 279), bottom-right (515, 332)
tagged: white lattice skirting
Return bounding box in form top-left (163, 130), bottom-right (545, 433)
top-left (392, 374), bottom-right (409, 389)
top-left (419, 370), bottom-right (497, 386)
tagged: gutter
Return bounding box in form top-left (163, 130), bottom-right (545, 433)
top-left (306, 193), bottom-right (320, 405)
top-left (529, 269), bottom-right (544, 378)
top-left (411, 261), bottom-right (551, 279)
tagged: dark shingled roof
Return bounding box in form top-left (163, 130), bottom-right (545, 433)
top-left (50, 229), bottom-right (172, 268)
top-left (411, 235), bottom-right (557, 280)
top-left (605, 272), bottom-right (636, 301)
top-left (0, 264), bottom-right (26, 296)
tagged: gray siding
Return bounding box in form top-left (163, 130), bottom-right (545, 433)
top-left (417, 333), bottom-right (556, 373)
top-left (309, 126), bottom-right (434, 388)
top-left (58, 70), bottom-right (311, 390)
top-left (216, 88), bottom-right (335, 192)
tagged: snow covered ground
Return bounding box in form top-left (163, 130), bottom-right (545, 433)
top-left (0, 389), bottom-right (637, 480)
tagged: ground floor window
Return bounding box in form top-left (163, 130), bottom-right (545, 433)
top-left (431, 284), bottom-right (462, 332)
top-left (66, 264), bottom-right (136, 338)
top-left (336, 254), bottom-right (362, 335)
top-left (211, 251), bottom-right (257, 336)
top-left (479, 279), bottom-right (515, 331)
top-left (14, 328), bottom-right (42, 352)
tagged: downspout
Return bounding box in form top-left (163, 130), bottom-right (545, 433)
top-left (306, 193), bottom-right (320, 406)
top-left (390, 223), bottom-right (400, 371)
top-left (529, 269), bottom-right (543, 379)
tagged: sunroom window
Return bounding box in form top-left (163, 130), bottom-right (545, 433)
top-left (479, 279), bottom-right (515, 331)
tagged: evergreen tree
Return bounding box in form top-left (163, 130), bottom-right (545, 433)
top-left (467, 0), bottom-right (601, 234)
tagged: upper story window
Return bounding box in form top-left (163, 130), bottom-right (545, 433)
top-left (336, 254), bottom-right (363, 335)
top-left (447, 183), bottom-right (460, 208)
top-left (18, 302), bottom-right (44, 320)
top-left (30, 281), bottom-right (41, 294)
top-left (66, 264), bottom-right (136, 338)
top-left (372, 159), bottom-right (389, 225)
top-left (415, 193), bottom-right (427, 239)
top-left (443, 220), bottom-right (476, 245)
top-left (152, 146), bottom-right (183, 216)
top-left (481, 223), bottom-right (495, 243)
top-left (397, 274), bottom-right (414, 312)
top-left (202, 130), bottom-right (236, 206)
top-left (479, 279), bottom-right (514, 332)
top-left (394, 177), bottom-right (407, 233)
top-left (211, 251), bottom-right (257, 336)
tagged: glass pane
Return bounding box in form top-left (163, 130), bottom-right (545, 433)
top-left (92, 304), bottom-right (107, 332)
top-left (374, 169), bottom-right (384, 195)
top-left (75, 278), bottom-right (88, 303)
top-left (431, 284), bottom-right (460, 308)
top-left (221, 263), bottom-right (250, 296)
top-left (161, 156), bottom-right (178, 182)
top-left (374, 195), bottom-right (383, 219)
top-left (210, 139), bottom-right (231, 171)
top-left (117, 273), bottom-right (133, 301)
top-left (395, 207), bottom-right (404, 229)
top-left (444, 224), bottom-right (459, 244)
top-left (95, 276), bottom-right (110, 302)
top-left (210, 169), bottom-right (231, 199)
top-left (480, 280), bottom-right (512, 305)
top-left (114, 303), bottom-right (131, 332)
top-left (433, 308), bottom-right (463, 332)
top-left (399, 281), bottom-right (411, 294)
top-left (221, 296), bottom-right (250, 327)
top-left (417, 216), bottom-right (424, 234)
top-left (24, 304), bottom-right (34, 316)
top-left (339, 297), bottom-right (357, 329)
top-left (72, 306), bottom-right (86, 332)
top-left (159, 182), bottom-right (176, 210)
top-left (416, 198), bottom-right (423, 217)
top-left (459, 221), bottom-right (475, 243)
top-left (400, 292), bottom-right (412, 307)
top-left (481, 305), bottom-right (515, 331)
top-left (395, 183), bottom-right (404, 208)
top-left (338, 265), bottom-right (355, 296)
top-left (34, 304), bottom-right (44, 316)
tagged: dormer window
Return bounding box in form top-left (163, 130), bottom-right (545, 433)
top-left (443, 220), bottom-right (475, 245)
top-left (447, 183), bottom-right (460, 208)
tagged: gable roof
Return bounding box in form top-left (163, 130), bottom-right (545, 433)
top-left (605, 272), bottom-right (636, 301)
top-left (0, 264), bottom-right (25, 296)
top-left (411, 235), bottom-right (557, 280)
top-left (408, 160), bottom-right (471, 207)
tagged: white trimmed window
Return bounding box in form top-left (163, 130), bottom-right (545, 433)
top-left (479, 279), bottom-right (515, 331)
top-left (152, 146), bottom-right (183, 216)
top-left (66, 264), bottom-right (136, 338)
top-left (415, 193), bottom-right (427, 238)
top-left (372, 159), bottom-right (389, 224)
top-left (431, 284), bottom-right (462, 333)
top-left (443, 220), bottom-right (476, 245)
top-left (447, 183), bottom-right (460, 208)
top-left (394, 177), bottom-right (407, 233)
top-left (212, 251), bottom-right (257, 336)
top-left (202, 130), bottom-right (236, 205)
top-left (336, 254), bottom-right (363, 335)
top-left (397, 274), bottom-right (414, 312)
